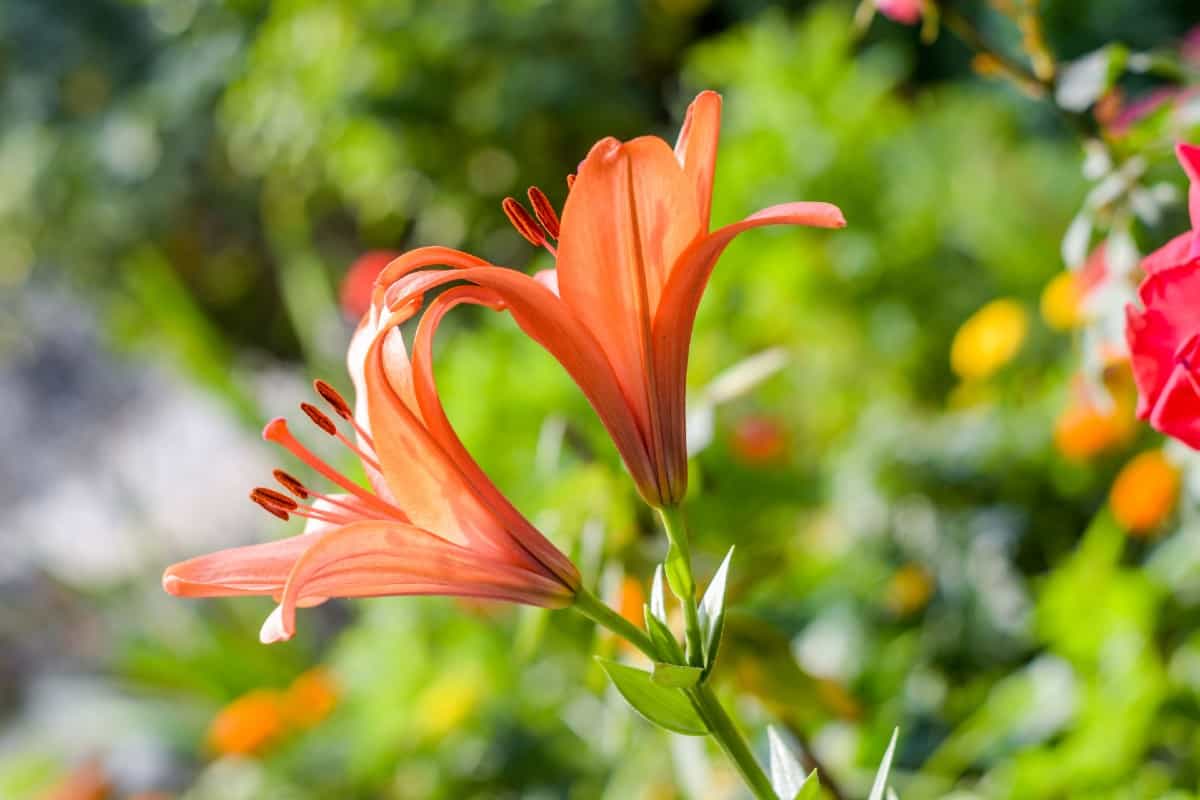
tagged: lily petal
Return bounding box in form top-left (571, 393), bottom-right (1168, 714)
top-left (556, 135), bottom-right (703, 469)
top-left (274, 521), bottom-right (575, 639)
top-left (674, 90), bottom-right (722, 231)
top-left (652, 201), bottom-right (847, 473)
top-left (382, 264), bottom-right (658, 500)
top-left (412, 285), bottom-right (581, 587)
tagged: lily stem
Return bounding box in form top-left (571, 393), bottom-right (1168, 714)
top-left (688, 683), bottom-right (779, 800)
top-left (576, 584), bottom-right (779, 800)
top-left (573, 586), bottom-right (658, 660)
top-left (656, 505), bottom-right (706, 668)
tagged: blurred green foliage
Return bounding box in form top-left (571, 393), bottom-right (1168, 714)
top-left (4, 1), bottom-right (1200, 799)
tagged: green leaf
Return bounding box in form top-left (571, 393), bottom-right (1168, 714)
top-left (650, 564), bottom-right (668, 623)
top-left (644, 604), bottom-right (685, 664)
top-left (795, 773), bottom-right (821, 800)
top-left (868, 728), bottom-right (899, 800)
top-left (699, 546), bottom-right (734, 675)
top-left (597, 658), bottom-right (708, 736)
top-left (652, 662), bottom-right (704, 689)
top-left (768, 726), bottom-right (809, 799)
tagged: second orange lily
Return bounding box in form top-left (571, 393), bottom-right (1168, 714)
top-left (376, 91), bottom-right (845, 507)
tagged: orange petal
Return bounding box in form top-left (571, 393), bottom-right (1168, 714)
top-left (274, 521), bottom-right (575, 639)
top-left (162, 533), bottom-right (319, 599)
top-left (412, 285), bottom-right (581, 588)
top-left (652, 202), bottom-right (846, 471)
top-left (556, 135), bottom-right (702, 432)
top-left (361, 313), bottom-right (514, 555)
top-left (381, 264), bottom-right (658, 499)
top-left (673, 90), bottom-right (722, 230)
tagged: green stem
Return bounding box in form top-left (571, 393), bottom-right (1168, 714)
top-left (573, 587), bottom-right (658, 660)
top-left (689, 683), bottom-right (778, 800)
top-left (576, 586), bottom-right (779, 800)
top-left (657, 506), bottom-right (705, 668)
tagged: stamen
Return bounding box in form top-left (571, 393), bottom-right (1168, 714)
top-left (527, 187), bottom-right (560, 239)
top-left (566, 174), bottom-right (576, 190)
top-left (273, 469), bottom-right (309, 499)
top-left (502, 197), bottom-right (546, 247)
top-left (250, 488), bottom-right (292, 521)
top-left (301, 403), bottom-right (338, 436)
top-left (313, 379), bottom-right (376, 447)
top-left (303, 402), bottom-right (383, 474)
top-left (261, 418), bottom-right (405, 519)
top-left (313, 380), bottom-right (353, 420)
top-left (252, 487), bottom-right (299, 511)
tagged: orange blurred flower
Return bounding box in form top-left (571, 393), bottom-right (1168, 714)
top-left (40, 758), bottom-right (110, 800)
top-left (285, 667), bottom-right (339, 729)
top-left (1054, 371), bottom-right (1137, 460)
top-left (207, 689), bottom-right (288, 757)
top-left (730, 415), bottom-right (789, 465)
top-left (1110, 450), bottom-right (1181, 536)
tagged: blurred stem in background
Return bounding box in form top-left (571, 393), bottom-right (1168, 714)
top-left (262, 176), bottom-right (343, 379)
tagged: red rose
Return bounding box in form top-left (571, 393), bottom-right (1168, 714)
top-left (1126, 142), bottom-right (1200, 449)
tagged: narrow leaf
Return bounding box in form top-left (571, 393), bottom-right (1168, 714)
top-left (794, 772), bottom-right (821, 800)
top-left (698, 546), bottom-right (734, 673)
top-left (768, 726), bottom-right (807, 800)
top-left (644, 605), bottom-right (685, 664)
top-left (652, 662), bottom-right (704, 689)
top-left (597, 658), bottom-right (708, 736)
top-left (868, 728), bottom-right (899, 800)
top-left (650, 564), bottom-right (668, 623)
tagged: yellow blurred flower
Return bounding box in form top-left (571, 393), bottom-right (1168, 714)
top-left (416, 670), bottom-right (483, 741)
top-left (1110, 450), bottom-right (1181, 537)
top-left (285, 667), bottom-right (339, 729)
top-left (207, 689), bottom-right (288, 757)
top-left (885, 563), bottom-right (934, 616)
top-left (950, 299), bottom-right (1029, 380)
top-left (1040, 271), bottom-right (1084, 331)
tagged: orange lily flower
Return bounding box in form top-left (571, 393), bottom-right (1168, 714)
top-left (163, 295), bottom-right (580, 643)
top-left (371, 91), bottom-right (845, 506)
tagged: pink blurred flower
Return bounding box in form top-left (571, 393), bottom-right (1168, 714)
top-left (876, 0), bottom-right (922, 25)
top-left (1126, 142), bottom-right (1200, 450)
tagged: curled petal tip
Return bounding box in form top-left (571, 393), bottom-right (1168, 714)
top-left (259, 605), bottom-right (292, 644)
top-left (162, 572), bottom-right (183, 596)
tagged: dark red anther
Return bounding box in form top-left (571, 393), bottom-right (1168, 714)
top-left (273, 469), bottom-right (310, 499)
top-left (566, 173), bottom-right (576, 190)
top-left (314, 379), bottom-right (353, 420)
top-left (502, 197), bottom-right (546, 247)
top-left (527, 186), bottom-right (560, 239)
top-left (300, 403), bottom-right (337, 436)
top-left (250, 488), bottom-right (295, 520)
